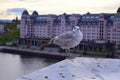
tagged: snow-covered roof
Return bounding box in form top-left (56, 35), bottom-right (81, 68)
top-left (16, 57), bottom-right (120, 80)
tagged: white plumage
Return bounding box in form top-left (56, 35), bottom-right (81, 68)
top-left (49, 26), bottom-right (83, 50)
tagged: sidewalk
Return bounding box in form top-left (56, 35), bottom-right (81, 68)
top-left (0, 46), bottom-right (80, 59)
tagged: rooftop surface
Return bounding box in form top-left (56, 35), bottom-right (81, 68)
top-left (17, 57), bottom-right (120, 80)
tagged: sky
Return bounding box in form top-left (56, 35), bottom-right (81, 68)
top-left (0, 0), bottom-right (120, 20)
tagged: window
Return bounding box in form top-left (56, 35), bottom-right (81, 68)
top-left (95, 16), bottom-right (99, 18)
top-left (91, 16), bottom-right (94, 18)
top-left (82, 16), bottom-right (85, 18)
top-left (86, 16), bottom-right (89, 18)
top-left (110, 16), bottom-right (114, 19)
top-left (47, 21), bottom-right (50, 24)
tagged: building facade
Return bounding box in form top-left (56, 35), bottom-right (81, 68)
top-left (20, 7), bottom-right (120, 48)
top-left (0, 25), bottom-right (4, 33)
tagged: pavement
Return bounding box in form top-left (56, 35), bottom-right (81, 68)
top-left (0, 46), bottom-right (80, 58)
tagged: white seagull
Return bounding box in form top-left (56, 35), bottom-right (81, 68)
top-left (49, 26), bottom-right (83, 53)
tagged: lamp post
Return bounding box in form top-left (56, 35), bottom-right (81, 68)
top-left (83, 40), bottom-right (87, 55)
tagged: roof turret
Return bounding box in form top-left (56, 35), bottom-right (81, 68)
top-left (32, 11), bottom-right (39, 16)
top-left (22, 10), bottom-right (29, 15)
top-left (117, 7), bottom-right (120, 13)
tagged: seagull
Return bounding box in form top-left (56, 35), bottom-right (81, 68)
top-left (48, 26), bottom-right (83, 53)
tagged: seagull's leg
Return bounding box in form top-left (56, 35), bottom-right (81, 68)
top-left (65, 49), bottom-right (68, 54)
top-left (68, 49), bottom-right (70, 53)
top-left (67, 49), bottom-right (73, 59)
top-left (65, 49), bottom-right (70, 53)
top-left (65, 49), bottom-right (68, 53)
top-left (65, 49), bottom-right (67, 53)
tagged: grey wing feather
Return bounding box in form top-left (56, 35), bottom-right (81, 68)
top-left (59, 31), bottom-right (75, 39)
top-left (53, 31), bottom-right (75, 45)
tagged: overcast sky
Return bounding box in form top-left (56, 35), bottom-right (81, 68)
top-left (0, 0), bottom-right (120, 20)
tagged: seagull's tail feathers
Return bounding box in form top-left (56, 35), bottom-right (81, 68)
top-left (48, 37), bottom-right (55, 45)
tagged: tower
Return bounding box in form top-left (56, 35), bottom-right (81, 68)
top-left (117, 7), bottom-right (120, 14)
top-left (20, 10), bottom-right (29, 38)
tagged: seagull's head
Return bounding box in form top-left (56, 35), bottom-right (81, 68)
top-left (73, 26), bottom-right (80, 31)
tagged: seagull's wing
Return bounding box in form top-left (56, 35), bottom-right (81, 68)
top-left (53, 31), bottom-right (75, 46)
top-left (59, 31), bottom-right (75, 39)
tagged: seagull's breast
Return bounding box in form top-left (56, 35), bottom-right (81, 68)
top-left (74, 30), bottom-right (83, 41)
top-left (69, 30), bottom-right (83, 48)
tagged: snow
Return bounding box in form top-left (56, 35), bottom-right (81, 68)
top-left (16, 57), bottom-right (120, 80)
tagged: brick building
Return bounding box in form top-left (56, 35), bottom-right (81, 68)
top-left (19, 7), bottom-right (120, 50)
top-left (0, 25), bottom-right (4, 33)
